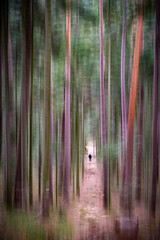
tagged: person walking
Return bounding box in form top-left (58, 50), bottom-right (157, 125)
top-left (88, 154), bottom-right (92, 161)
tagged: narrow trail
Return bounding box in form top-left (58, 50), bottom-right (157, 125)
top-left (68, 142), bottom-right (158, 240)
top-left (69, 141), bottom-right (115, 240)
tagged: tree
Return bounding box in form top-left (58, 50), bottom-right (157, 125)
top-left (107, 0), bottom-right (111, 209)
top-left (125, 1), bottom-right (143, 214)
top-left (120, 0), bottom-right (127, 207)
top-left (14, 0), bottom-right (32, 209)
top-left (99, 0), bottom-right (108, 208)
top-left (64, 0), bottom-right (71, 205)
top-left (59, 110), bottom-right (65, 197)
top-left (150, 0), bottom-right (160, 217)
top-left (29, 0), bottom-right (33, 207)
top-left (0, 1), bottom-right (2, 167)
top-left (49, 59), bottom-right (53, 205)
top-left (136, 58), bottom-right (144, 202)
top-left (42, 0), bottom-right (51, 217)
top-left (2, 0), bottom-right (12, 209)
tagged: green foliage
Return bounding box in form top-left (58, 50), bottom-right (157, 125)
top-left (52, 215), bottom-right (73, 240)
top-left (3, 211), bottom-right (46, 240)
top-left (0, 211), bottom-right (73, 240)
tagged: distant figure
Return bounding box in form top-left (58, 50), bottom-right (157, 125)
top-left (88, 154), bottom-right (92, 161)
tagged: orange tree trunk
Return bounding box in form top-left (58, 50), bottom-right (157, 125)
top-left (125, 2), bottom-right (143, 214)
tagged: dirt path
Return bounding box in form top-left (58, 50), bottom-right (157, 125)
top-left (69, 141), bottom-right (115, 240)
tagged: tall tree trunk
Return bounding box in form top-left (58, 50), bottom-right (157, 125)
top-left (136, 78), bottom-right (143, 201)
top-left (29, 1), bottom-right (33, 207)
top-left (82, 95), bottom-right (85, 180)
top-left (64, 0), bottom-right (71, 205)
top-left (14, 0), bottom-right (32, 209)
top-left (125, 1), bottom-right (143, 215)
top-left (42, 0), bottom-right (51, 218)
top-left (128, 0), bottom-right (135, 94)
top-left (76, 97), bottom-right (80, 196)
top-left (8, 28), bottom-right (15, 208)
top-left (120, 0), bottom-right (127, 207)
top-left (150, 0), bottom-right (160, 217)
top-left (2, 0), bottom-right (15, 209)
top-left (38, 52), bottom-right (42, 202)
top-left (99, 0), bottom-right (108, 208)
top-left (0, 1), bottom-right (2, 166)
top-left (127, 0), bottom-right (135, 122)
top-left (2, 0), bottom-right (12, 209)
top-left (115, 100), bottom-right (119, 189)
top-left (55, 117), bottom-right (58, 207)
top-left (71, 91), bottom-right (75, 198)
top-left (59, 110), bottom-right (65, 197)
top-left (49, 59), bottom-right (53, 205)
top-left (108, 0), bottom-right (111, 209)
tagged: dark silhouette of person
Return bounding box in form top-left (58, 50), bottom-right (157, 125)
top-left (88, 154), bottom-right (92, 161)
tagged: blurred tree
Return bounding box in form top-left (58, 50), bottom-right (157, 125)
top-left (42, 0), bottom-right (51, 217)
top-left (14, 0), bottom-right (32, 209)
top-left (150, 0), bottom-right (160, 218)
top-left (99, 0), bottom-right (108, 208)
top-left (126, 0), bottom-right (143, 214)
top-left (0, 1), bottom-right (2, 167)
top-left (29, 0), bottom-right (33, 207)
top-left (2, 0), bottom-right (12, 209)
top-left (107, 0), bottom-right (111, 210)
top-left (59, 110), bottom-right (65, 197)
top-left (136, 40), bottom-right (144, 202)
top-left (49, 60), bottom-right (53, 205)
top-left (64, 0), bottom-right (71, 205)
top-left (120, 0), bottom-right (127, 208)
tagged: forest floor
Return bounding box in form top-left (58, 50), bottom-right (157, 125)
top-left (0, 141), bottom-right (160, 239)
top-left (68, 141), bottom-right (160, 240)
top-left (68, 140), bottom-right (117, 240)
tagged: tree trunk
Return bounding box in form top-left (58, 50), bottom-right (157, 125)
top-left (42, 0), bottom-right (51, 218)
top-left (82, 95), bottom-right (85, 180)
top-left (136, 80), bottom-right (143, 202)
top-left (59, 110), bottom-right (65, 197)
top-left (0, 1), bottom-right (2, 166)
top-left (38, 52), bottom-right (42, 202)
top-left (120, 0), bottom-right (127, 208)
top-left (3, 0), bottom-right (12, 209)
top-left (14, 0), bottom-right (32, 209)
top-left (76, 96), bottom-right (80, 197)
top-left (125, 1), bottom-right (143, 214)
top-left (128, 0), bottom-right (135, 94)
top-left (150, 0), bottom-right (160, 217)
top-left (64, 0), bottom-right (71, 205)
top-left (99, 0), bottom-right (108, 208)
top-left (29, 1), bottom-right (33, 207)
top-left (49, 59), bottom-right (53, 205)
top-left (108, 0), bottom-right (111, 209)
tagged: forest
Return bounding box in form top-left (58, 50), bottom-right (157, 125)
top-left (0, 0), bottom-right (160, 239)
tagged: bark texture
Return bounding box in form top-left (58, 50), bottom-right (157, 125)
top-left (150, 0), bottom-right (160, 217)
top-left (99, 0), bottom-right (108, 208)
top-left (125, 2), bottom-right (143, 214)
top-left (42, 0), bottom-right (51, 217)
top-left (64, 0), bottom-right (71, 205)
